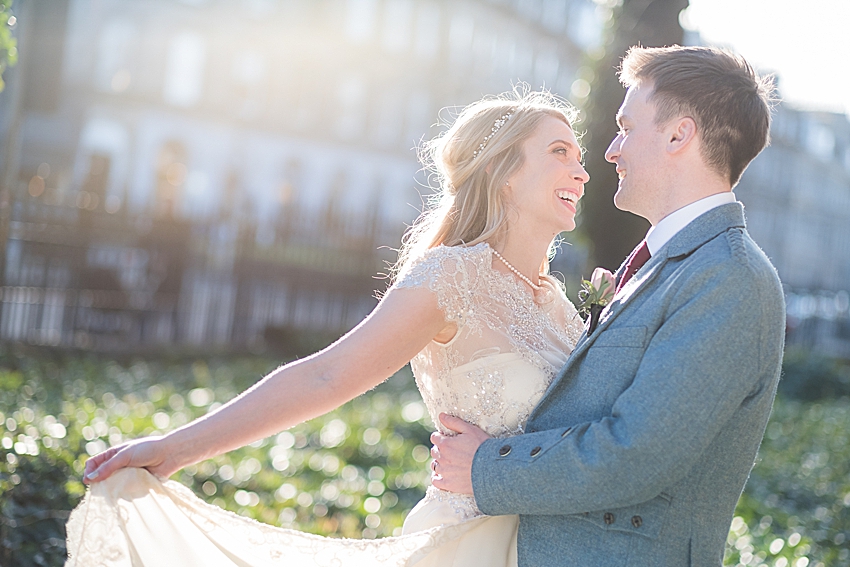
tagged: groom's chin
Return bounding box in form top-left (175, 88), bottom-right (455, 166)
top-left (613, 191), bottom-right (649, 222)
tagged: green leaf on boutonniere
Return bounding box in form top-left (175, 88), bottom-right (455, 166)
top-left (577, 267), bottom-right (615, 319)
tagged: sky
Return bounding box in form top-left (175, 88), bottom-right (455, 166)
top-left (683, 0), bottom-right (850, 116)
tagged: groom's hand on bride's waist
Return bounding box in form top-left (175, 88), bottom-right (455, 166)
top-left (429, 414), bottom-right (491, 495)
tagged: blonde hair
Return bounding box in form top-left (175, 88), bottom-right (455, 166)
top-left (395, 88), bottom-right (579, 280)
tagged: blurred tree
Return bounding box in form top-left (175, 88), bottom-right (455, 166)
top-left (580, 0), bottom-right (689, 272)
top-left (0, 0), bottom-right (16, 92)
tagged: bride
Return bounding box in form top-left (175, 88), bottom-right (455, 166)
top-left (66, 89), bottom-right (590, 566)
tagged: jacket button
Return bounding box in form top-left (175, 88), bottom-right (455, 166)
top-left (561, 427), bottom-right (573, 437)
top-left (631, 515), bottom-right (643, 528)
top-left (498, 445), bottom-right (512, 457)
top-left (530, 446), bottom-right (542, 457)
top-left (603, 512), bottom-right (615, 525)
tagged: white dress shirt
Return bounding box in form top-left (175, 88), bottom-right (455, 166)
top-left (644, 192), bottom-right (737, 256)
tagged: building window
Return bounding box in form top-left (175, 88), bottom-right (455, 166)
top-left (155, 141), bottom-right (188, 218)
top-left (516, 0), bottom-right (542, 20)
top-left (513, 41), bottom-right (534, 81)
top-left (414, 1), bottom-right (441, 60)
top-left (163, 31), bottom-right (206, 107)
top-left (336, 77), bottom-right (367, 140)
top-left (806, 122), bottom-right (835, 162)
top-left (345, 0), bottom-right (379, 43)
top-left (405, 91), bottom-right (430, 147)
top-left (381, 0), bottom-right (414, 53)
top-left (473, 28), bottom-right (496, 76)
top-left (534, 45), bottom-right (559, 88)
top-left (541, 0), bottom-right (568, 33)
top-left (448, 14), bottom-right (474, 67)
top-left (371, 89), bottom-right (403, 147)
top-left (96, 19), bottom-right (135, 93)
top-left (78, 118), bottom-right (130, 206)
top-left (232, 50), bottom-right (267, 118)
top-left (567, 0), bottom-right (603, 51)
top-left (81, 154), bottom-right (111, 211)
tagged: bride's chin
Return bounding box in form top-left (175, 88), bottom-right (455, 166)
top-left (559, 219), bottom-right (577, 233)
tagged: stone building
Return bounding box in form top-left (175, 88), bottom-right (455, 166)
top-left (0, 0), bottom-right (603, 351)
top-left (736, 104), bottom-right (850, 358)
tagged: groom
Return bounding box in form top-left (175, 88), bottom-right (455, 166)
top-left (431, 45), bottom-right (785, 566)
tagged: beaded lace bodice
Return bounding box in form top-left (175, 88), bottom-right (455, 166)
top-left (394, 243), bottom-right (584, 440)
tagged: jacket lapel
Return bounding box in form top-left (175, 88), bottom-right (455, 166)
top-left (532, 203), bottom-right (748, 417)
top-left (562, 250), bottom-right (669, 373)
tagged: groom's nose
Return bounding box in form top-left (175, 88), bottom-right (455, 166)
top-left (605, 134), bottom-right (622, 163)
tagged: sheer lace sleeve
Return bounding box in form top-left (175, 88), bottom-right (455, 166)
top-left (393, 245), bottom-right (488, 329)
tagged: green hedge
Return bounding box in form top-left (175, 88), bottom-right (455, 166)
top-left (723, 398), bottom-right (850, 567)
top-left (1, 352), bottom-right (849, 566)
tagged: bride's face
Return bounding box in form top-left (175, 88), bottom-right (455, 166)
top-left (504, 116), bottom-right (589, 237)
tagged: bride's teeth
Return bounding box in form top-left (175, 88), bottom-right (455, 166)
top-left (557, 191), bottom-right (576, 203)
top-left (618, 171), bottom-right (626, 180)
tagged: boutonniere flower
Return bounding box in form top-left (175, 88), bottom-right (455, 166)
top-left (577, 267), bottom-right (615, 333)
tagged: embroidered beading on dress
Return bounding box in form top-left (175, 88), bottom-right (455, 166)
top-left (423, 486), bottom-right (481, 522)
top-left (394, 243), bottom-right (584, 517)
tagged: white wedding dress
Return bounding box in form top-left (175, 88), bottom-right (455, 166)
top-left (66, 243), bottom-right (584, 566)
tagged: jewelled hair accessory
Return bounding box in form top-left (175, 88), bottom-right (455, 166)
top-left (472, 109), bottom-right (515, 160)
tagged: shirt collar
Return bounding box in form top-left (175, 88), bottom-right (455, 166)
top-left (645, 192), bottom-right (737, 256)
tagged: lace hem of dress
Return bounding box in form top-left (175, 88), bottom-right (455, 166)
top-left (66, 469), bottom-right (488, 567)
top-left (423, 485), bottom-right (482, 523)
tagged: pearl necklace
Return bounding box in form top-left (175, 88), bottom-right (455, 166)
top-left (491, 248), bottom-right (542, 291)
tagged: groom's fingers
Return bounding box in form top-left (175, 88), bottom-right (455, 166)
top-left (439, 413), bottom-right (492, 446)
top-left (429, 416), bottom-right (492, 496)
top-left (430, 457), bottom-right (473, 494)
top-left (438, 413), bottom-right (475, 434)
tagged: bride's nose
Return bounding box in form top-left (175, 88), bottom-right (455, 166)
top-left (574, 162), bottom-right (590, 184)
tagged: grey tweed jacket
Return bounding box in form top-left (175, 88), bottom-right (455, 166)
top-left (471, 203), bottom-right (786, 567)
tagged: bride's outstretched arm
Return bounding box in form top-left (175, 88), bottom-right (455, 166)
top-left (83, 286), bottom-right (448, 483)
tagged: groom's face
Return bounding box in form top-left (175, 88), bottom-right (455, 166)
top-left (605, 84), bottom-right (670, 224)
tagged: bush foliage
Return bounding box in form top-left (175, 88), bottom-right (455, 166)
top-left (1, 351), bottom-right (848, 566)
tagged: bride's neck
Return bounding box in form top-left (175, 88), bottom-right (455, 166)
top-left (489, 235), bottom-right (550, 281)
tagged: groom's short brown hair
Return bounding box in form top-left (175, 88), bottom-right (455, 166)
top-left (619, 45), bottom-right (776, 187)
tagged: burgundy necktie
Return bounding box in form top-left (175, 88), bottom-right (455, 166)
top-left (616, 241), bottom-right (651, 294)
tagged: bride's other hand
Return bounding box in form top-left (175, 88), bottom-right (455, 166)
top-left (430, 413), bottom-right (491, 495)
top-left (83, 436), bottom-right (177, 484)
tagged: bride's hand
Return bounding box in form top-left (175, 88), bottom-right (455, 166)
top-left (83, 436), bottom-right (181, 484)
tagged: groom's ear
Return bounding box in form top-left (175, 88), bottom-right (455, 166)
top-left (666, 116), bottom-right (697, 154)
